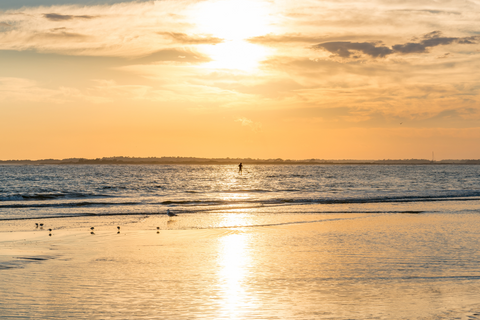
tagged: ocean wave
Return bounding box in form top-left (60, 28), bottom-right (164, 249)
top-left (0, 192), bottom-right (113, 202)
top-left (0, 201), bottom-right (139, 209)
top-left (217, 189), bottom-right (271, 193)
top-left (2, 192), bottom-right (479, 211)
top-left (161, 200), bottom-right (225, 205)
top-left (270, 194), bottom-right (480, 205)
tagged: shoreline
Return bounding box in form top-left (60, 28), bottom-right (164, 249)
top-left (2, 209), bottom-right (480, 319)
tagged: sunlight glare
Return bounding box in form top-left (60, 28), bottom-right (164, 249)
top-left (194, 0), bottom-right (271, 40)
top-left (200, 41), bottom-right (269, 70)
top-left (218, 232), bottom-right (254, 317)
top-left (192, 0), bottom-right (274, 70)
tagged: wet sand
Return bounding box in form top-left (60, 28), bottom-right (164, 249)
top-left (1, 206), bottom-right (480, 319)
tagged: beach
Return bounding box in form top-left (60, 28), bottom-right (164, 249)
top-left (2, 204), bottom-right (480, 319)
top-left (3, 0), bottom-right (480, 316)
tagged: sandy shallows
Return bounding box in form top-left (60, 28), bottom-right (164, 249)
top-left (1, 209), bottom-right (480, 319)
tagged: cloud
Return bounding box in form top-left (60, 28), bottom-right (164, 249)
top-left (314, 41), bottom-right (393, 58)
top-left (131, 49), bottom-right (211, 64)
top-left (314, 31), bottom-right (480, 58)
top-left (247, 33), bottom-right (374, 45)
top-left (0, 1), bottom-right (199, 57)
top-left (0, 77), bottom-right (109, 104)
top-left (235, 117), bottom-right (262, 131)
top-left (43, 13), bottom-right (97, 21)
top-left (30, 30), bottom-right (89, 41)
top-left (157, 32), bottom-right (223, 45)
top-left (392, 31), bottom-right (479, 54)
top-left (214, 78), bottom-right (306, 98)
top-left (248, 33), bottom-right (322, 44)
top-left (389, 9), bottom-right (461, 15)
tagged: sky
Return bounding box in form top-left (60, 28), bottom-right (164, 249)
top-left (1, 0), bottom-right (480, 160)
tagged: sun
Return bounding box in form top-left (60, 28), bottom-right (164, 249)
top-left (191, 0), bottom-right (274, 71)
top-left (194, 0), bottom-right (271, 40)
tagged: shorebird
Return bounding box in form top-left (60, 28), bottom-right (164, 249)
top-left (39, 223), bottom-right (44, 227)
top-left (167, 209), bottom-right (177, 217)
top-left (117, 226), bottom-right (120, 230)
top-left (156, 227), bottom-right (160, 230)
top-left (90, 227), bottom-right (94, 231)
top-left (35, 223), bottom-right (39, 228)
top-left (48, 229), bottom-right (52, 232)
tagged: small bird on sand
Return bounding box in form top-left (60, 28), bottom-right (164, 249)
top-left (39, 223), bottom-right (44, 227)
top-left (35, 223), bottom-right (39, 228)
top-left (167, 209), bottom-right (177, 217)
top-left (48, 229), bottom-right (52, 232)
top-left (156, 227), bottom-right (160, 230)
top-left (90, 227), bottom-right (94, 231)
top-left (117, 226), bottom-right (120, 230)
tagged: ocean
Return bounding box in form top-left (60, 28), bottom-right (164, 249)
top-left (2, 164), bottom-right (480, 221)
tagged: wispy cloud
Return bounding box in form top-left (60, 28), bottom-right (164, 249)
top-left (29, 30), bottom-right (89, 41)
top-left (0, 1), bottom-right (204, 57)
top-left (235, 117), bottom-right (262, 132)
top-left (130, 49), bottom-right (211, 64)
top-left (247, 33), bottom-right (374, 45)
top-left (388, 9), bottom-right (461, 16)
top-left (248, 33), bottom-right (324, 44)
top-left (157, 32), bottom-right (223, 45)
top-left (43, 13), bottom-right (97, 21)
top-left (0, 77), bottom-right (109, 104)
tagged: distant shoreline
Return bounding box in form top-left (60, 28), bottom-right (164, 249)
top-left (1, 157), bottom-right (480, 165)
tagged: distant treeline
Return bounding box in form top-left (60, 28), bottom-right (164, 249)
top-left (1, 157), bottom-right (480, 165)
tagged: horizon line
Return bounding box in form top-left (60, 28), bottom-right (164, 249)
top-left (2, 156), bottom-right (480, 163)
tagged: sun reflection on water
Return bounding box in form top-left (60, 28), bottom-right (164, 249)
top-left (217, 230), bottom-right (254, 318)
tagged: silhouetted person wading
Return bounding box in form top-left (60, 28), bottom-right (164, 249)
top-left (239, 163), bottom-right (243, 174)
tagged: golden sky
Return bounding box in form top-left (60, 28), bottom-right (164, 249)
top-left (1, 0), bottom-right (480, 160)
